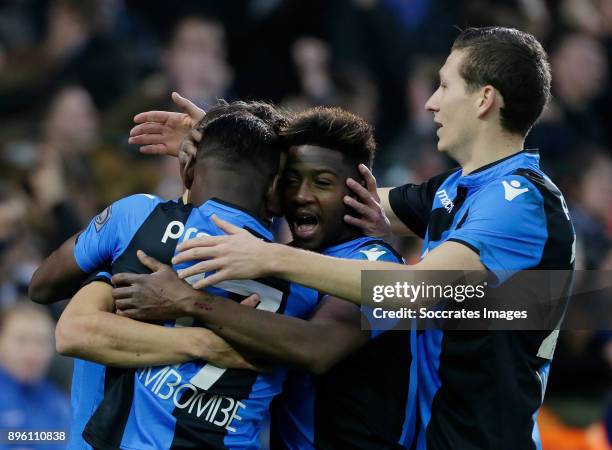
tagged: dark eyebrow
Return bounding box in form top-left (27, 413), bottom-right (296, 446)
top-left (283, 168), bottom-right (337, 177)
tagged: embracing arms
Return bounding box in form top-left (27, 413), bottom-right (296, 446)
top-left (171, 215), bottom-right (484, 305)
top-left (112, 251), bottom-right (370, 375)
top-left (56, 277), bottom-right (256, 370)
top-left (29, 233), bottom-right (86, 304)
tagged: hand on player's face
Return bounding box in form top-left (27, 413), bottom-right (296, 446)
top-left (128, 92), bottom-right (205, 157)
top-left (172, 215), bottom-right (271, 289)
top-left (343, 164), bottom-right (391, 238)
top-left (111, 250), bottom-right (200, 320)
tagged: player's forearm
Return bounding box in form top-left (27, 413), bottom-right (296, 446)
top-left (29, 234), bottom-right (85, 304)
top-left (265, 243), bottom-right (486, 307)
top-left (56, 311), bottom-right (203, 368)
top-left (184, 295), bottom-right (362, 374)
top-left (190, 328), bottom-right (259, 370)
top-left (380, 187), bottom-right (416, 236)
top-left (267, 243), bottom-right (404, 305)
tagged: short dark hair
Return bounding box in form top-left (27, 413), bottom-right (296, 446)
top-left (197, 100), bottom-right (285, 172)
top-left (280, 107), bottom-right (376, 168)
top-left (452, 26), bottom-right (551, 136)
top-left (203, 100), bottom-right (290, 134)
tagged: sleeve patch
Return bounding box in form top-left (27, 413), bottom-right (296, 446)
top-left (94, 205), bottom-right (112, 232)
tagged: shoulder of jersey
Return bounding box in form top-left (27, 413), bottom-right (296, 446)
top-left (112, 193), bottom-right (165, 212)
top-left (93, 194), bottom-right (165, 231)
top-left (126, 193), bottom-right (163, 204)
top-left (479, 174), bottom-right (540, 205)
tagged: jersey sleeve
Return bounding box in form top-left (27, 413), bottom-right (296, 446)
top-left (447, 175), bottom-right (547, 282)
top-left (354, 243), bottom-right (405, 339)
top-left (82, 267), bottom-right (113, 287)
top-left (73, 194), bottom-right (159, 273)
top-left (388, 169), bottom-right (458, 238)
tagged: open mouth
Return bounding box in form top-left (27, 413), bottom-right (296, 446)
top-left (435, 123), bottom-right (443, 139)
top-left (291, 211), bottom-right (320, 240)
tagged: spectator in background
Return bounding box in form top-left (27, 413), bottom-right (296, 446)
top-left (106, 14), bottom-right (233, 129)
top-left (0, 184), bottom-right (32, 308)
top-left (45, 0), bottom-right (134, 109)
top-left (0, 302), bottom-right (70, 450)
top-left (462, 0), bottom-right (552, 40)
top-left (0, 0), bottom-right (134, 116)
top-left (527, 33), bottom-right (609, 173)
top-left (569, 151), bottom-right (612, 269)
top-left (29, 85), bottom-right (97, 246)
top-left (163, 16), bottom-right (233, 106)
top-left (43, 85), bottom-right (100, 156)
top-left (282, 37), bottom-right (337, 110)
top-left (30, 85), bottom-right (158, 234)
top-left (379, 57), bottom-right (449, 186)
top-left (282, 36), bottom-right (379, 125)
top-left (104, 14), bottom-right (234, 199)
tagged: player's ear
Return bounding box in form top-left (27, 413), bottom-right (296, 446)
top-left (181, 154), bottom-right (195, 190)
top-left (476, 85), bottom-right (499, 119)
top-left (179, 140), bottom-right (198, 190)
top-left (264, 172), bottom-right (283, 218)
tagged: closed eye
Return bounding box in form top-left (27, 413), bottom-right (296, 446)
top-left (283, 176), bottom-right (300, 187)
top-left (315, 179), bottom-right (333, 188)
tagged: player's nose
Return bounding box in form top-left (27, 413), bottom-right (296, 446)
top-left (294, 181), bottom-right (315, 204)
top-left (425, 89), bottom-right (439, 112)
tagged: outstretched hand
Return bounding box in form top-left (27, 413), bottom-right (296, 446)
top-left (343, 164), bottom-right (391, 238)
top-left (128, 92), bottom-right (205, 157)
top-left (173, 215), bottom-right (273, 289)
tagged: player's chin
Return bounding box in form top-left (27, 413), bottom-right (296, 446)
top-left (290, 228), bottom-right (322, 251)
top-left (436, 140), bottom-right (448, 153)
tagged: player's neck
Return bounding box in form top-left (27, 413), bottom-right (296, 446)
top-left (318, 227), bottom-right (364, 251)
top-left (338, 227), bottom-right (365, 245)
top-left (189, 168), bottom-right (268, 221)
top-left (459, 129), bottom-right (525, 175)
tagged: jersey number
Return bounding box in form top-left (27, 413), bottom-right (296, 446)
top-left (188, 280), bottom-right (284, 390)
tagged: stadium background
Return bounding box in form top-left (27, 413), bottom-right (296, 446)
top-left (0, 0), bottom-right (610, 448)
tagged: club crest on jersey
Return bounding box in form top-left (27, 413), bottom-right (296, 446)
top-left (436, 189), bottom-right (454, 213)
top-left (94, 206), bottom-right (112, 232)
top-left (502, 180), bottom-right (528, 201)
top-left (360, 246), bottom-right (387, 261)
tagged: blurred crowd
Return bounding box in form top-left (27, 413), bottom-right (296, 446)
top-left (0, 0), bottom-right (610, 448)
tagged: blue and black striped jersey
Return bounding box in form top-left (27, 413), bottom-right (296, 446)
top-left (71, 195), bottom-right (319, 450)
top-left (389, 150), bottom-right (576, 450)
top-left (270, 237), bottom-right (418, 450)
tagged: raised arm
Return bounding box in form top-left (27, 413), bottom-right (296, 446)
top-left (56, 278), bottom-right (255, 370)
